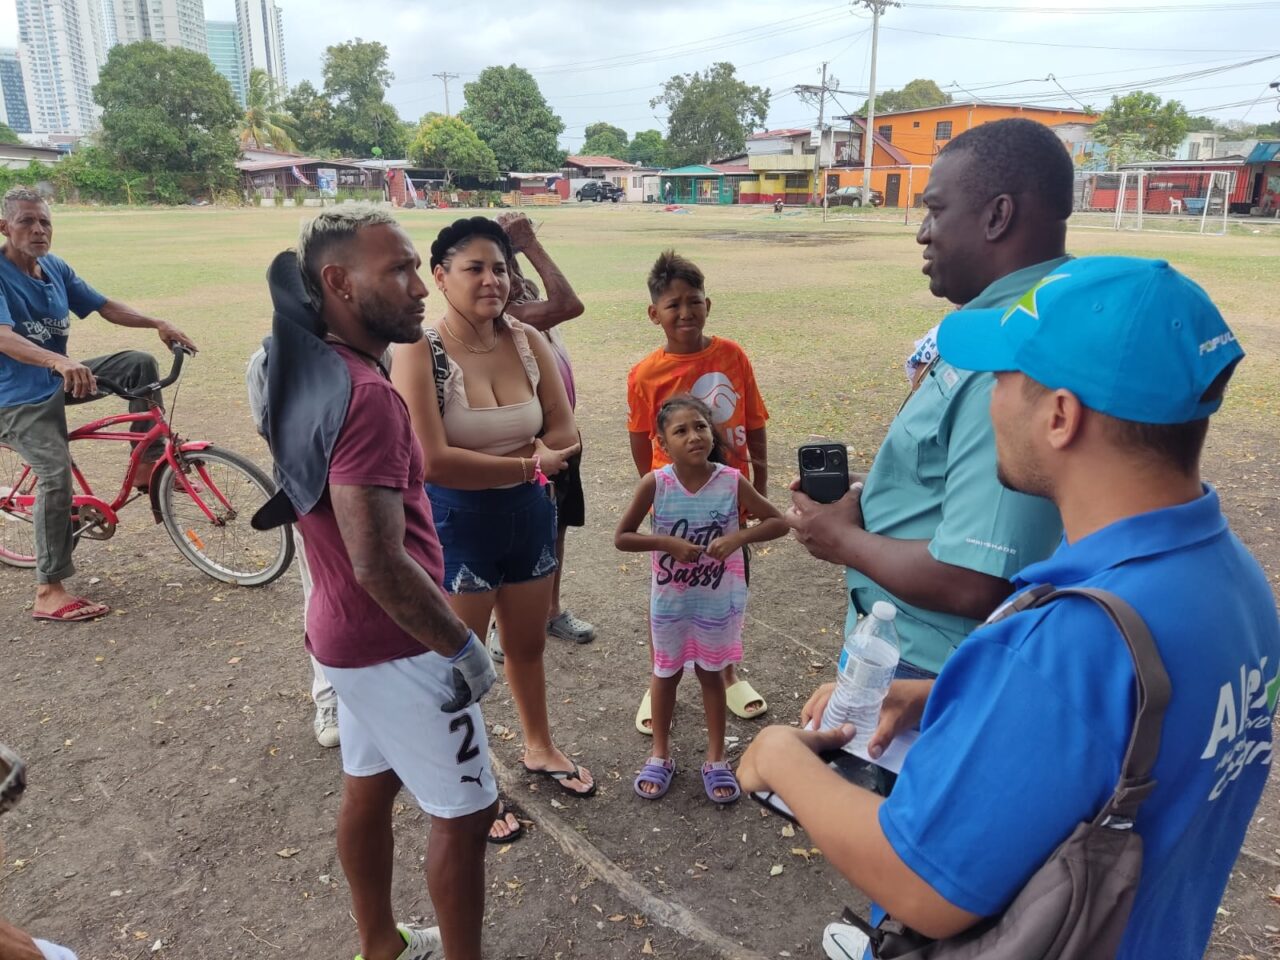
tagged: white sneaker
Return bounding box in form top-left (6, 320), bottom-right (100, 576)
top-left (313, 704), bottom-right (339, 748)
top-left (822, 921), bottom-right (871, 960)
top-left (354, 924), bottom-right (442, 960)
top-left (394, 924), bottom-right (443, 960)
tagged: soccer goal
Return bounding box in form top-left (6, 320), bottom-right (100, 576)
top-left (1075, 169), bottom-right (1233, 236)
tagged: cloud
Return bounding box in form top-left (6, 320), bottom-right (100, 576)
top-left (5, 0), bottom-right (1275, 145)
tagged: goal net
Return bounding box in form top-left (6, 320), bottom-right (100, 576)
top-left (1075, 169), bottom-right (1233, 235)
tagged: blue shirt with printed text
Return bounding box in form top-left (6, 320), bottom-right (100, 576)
top-left (0, 251), bottom-right (107, 407)
top-left (879, 487), bottom-right (1280, 960)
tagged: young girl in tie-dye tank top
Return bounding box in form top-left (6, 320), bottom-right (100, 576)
top-left (615, 396), bottom-right (788, 805)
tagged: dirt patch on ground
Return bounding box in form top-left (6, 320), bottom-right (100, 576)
top-left (2, 414), bottom-right (1277, 959)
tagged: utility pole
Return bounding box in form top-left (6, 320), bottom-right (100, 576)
top-left (796, 66), bottom-right (854, 206)
top-left (813, 62), bottom-right (828, 206)
top-left (855, 1), bottom-right (899, 205)
top-left (433, 71), bottom-right (461, 116)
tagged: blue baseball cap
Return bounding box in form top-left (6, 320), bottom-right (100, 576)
top-left (937, 256), bottom-right (1243, 424)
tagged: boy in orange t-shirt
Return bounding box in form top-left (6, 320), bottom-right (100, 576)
top-left (626, 249), bottom-right (770, 732)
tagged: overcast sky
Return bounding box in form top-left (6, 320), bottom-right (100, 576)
top-left (4, 1), bottom-right (1278, 145)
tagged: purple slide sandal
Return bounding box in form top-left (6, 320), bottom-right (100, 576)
top-left (634, 757), bottom-right (676, 799)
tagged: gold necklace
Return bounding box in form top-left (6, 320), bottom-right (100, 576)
top-left (441, 316), bottom-right (499, 354)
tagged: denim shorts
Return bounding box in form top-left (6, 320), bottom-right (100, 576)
top-left (426, 482), bottom-right (559, 594)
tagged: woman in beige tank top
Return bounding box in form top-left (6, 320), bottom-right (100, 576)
top-left (393, 218), bottom-right (593, 843)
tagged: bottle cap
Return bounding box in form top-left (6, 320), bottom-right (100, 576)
top-left (871, 601), bottom-right (897, 622)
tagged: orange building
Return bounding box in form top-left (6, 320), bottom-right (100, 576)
top-left (827, 103), bottom-right (1097, 207)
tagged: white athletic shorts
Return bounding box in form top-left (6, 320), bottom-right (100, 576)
top-left (323, 650), bottom-right (497, 819)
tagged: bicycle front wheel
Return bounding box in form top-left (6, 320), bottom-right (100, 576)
top-left (157, 446), bottom-right (293, 586)
top-left (0, 443), bottom-right (37, 568)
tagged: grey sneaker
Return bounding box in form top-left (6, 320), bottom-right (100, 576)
top-left (394, 924), bottom-right (442, 960)
top-left (487, 621), bottom-right (504, 664)
top-left (313, 704), bottom-right (339, 748)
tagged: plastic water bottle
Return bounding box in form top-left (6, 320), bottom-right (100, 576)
top-left (820, 601), bottom-right (901, 755)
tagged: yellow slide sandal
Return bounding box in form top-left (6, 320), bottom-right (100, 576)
top-left (636, 689), bottom-right (653, 735)
top-left (726, 679), bottom-right (768, 720)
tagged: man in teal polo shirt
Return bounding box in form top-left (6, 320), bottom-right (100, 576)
top-left (740, 256), bottom-right (1277, 960)
top-left (788, 119), bottom-right (1066, 684)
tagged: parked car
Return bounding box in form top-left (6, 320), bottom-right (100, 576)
top-left (826, 186), bottom-right (884, 207)
top-left (576, 180), bottom-right (623, 203)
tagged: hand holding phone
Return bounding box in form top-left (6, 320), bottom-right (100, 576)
top-left (798, 443), bottom-right (850, 504)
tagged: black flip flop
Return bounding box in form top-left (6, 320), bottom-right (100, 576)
top-left (487, 798), bottom-right (525, 845)
top-left (520, 759), bottom-right (597, 798)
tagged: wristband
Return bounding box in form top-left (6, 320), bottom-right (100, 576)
top-left (531, 455), bottom-right (550, 487)
top-left (448, 630), bottom-right (478, 662)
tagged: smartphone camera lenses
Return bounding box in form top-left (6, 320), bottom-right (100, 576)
top-left (800, 447), bottom-right (827, 471)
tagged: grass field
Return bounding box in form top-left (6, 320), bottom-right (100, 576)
top-left (3, 203), bottom-right (1278, 959)
top-left (52, 201), bottom-right (1280, 442)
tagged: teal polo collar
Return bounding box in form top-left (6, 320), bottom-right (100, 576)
top-left (1012, 485), bottom-right (1226, 589)
top-left (963, 256), bottom-right (1073, 313)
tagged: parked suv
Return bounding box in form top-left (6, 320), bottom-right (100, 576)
top-left (576, 180), bottom-right (623, 203)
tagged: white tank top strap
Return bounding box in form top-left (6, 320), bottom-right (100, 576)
top-left (504, 316), bottom-right (542, 391)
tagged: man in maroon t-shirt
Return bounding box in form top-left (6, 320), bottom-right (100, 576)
top-left (283, 207), bottom-right (497, 960)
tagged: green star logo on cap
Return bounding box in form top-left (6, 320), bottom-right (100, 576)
top-left (1001, 272), bottom-right (1069, 326)
top-left (1266, 667), bottom-right (1280, 715)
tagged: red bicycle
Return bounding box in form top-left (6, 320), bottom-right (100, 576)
top-left (0, 346), bottom-right (293, 586)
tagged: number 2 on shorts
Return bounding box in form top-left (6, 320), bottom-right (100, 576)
top-left (450, 713), bottom-right (481, 765)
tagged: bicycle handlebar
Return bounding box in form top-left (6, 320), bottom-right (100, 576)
top-left (92, 344), bottom-right (191, 402)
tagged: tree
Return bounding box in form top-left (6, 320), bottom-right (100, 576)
top-left (860, 78), bottom-right (951, 115)
top-left (93, 41), bottom-right (239, 192)
top-left (322, 39), bottom-right (405, 157)
top-left (0, 122), bottom-right (21, 146)
top-left (1092, 91), bottom-right (1189, 161)
top-left (1256, 120), bottom-right (1280, 138)
top-left (459, 65), bottom-right (565, 171)
top-left (282, 80), bottom-right (334, 155)
top-left (651, 62), bottom-right (769, 167)
top-left (1185, 114), bottom-right (1218, 133)
top-left (581, 122), bottom-right (628, 158)
top-left (408, 115), bottom-right (498, 185)
top-left (627, 129), bottom-right (667, 167)
top-left (240, 68), bottom-right (297, 151)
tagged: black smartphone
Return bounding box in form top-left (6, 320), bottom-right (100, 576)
top-left (798, 442), bottom-right (850, 504)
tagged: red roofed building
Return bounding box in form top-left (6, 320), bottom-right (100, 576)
top-left (562, 155), bottom-right (635, 177)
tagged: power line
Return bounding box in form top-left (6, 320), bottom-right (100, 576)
top-left (902, 1), bottom-right (1280, 11)
top-left (873, 22), bottom-right (1278, 53)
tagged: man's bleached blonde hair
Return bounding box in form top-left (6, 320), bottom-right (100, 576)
top-left (296, 204), bottom-right (400, 308)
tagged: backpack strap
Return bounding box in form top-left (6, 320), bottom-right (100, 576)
top-left (423, 327), bottom-right (450, 417)
top-left (997, 585), bottom-right (1171, 826)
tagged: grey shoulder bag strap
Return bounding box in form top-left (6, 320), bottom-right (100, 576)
top-left (852, 584), bottom-right (1171, 960)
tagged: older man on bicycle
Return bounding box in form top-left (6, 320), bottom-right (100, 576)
top-left (0, 186), bottom-right (196, 622)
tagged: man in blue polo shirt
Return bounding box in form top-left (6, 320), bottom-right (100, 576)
top-left (0, 186), bottom-right (196, 622)
top-left (739, 256), bottom-right (1279, 960)
top-left (788, 119), bottom-right (1065, 687)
